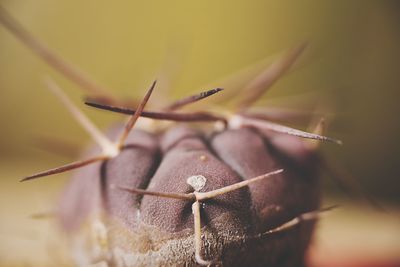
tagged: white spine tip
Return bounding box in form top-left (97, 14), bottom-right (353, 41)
top-left (273, 169), bottom-right (284, 175)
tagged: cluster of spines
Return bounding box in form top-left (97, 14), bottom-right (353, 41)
top-left (2, 5), bottom-right (381, 265)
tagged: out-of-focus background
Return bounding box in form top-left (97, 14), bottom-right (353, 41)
top-left (0, 0), bottom-right (399, 266)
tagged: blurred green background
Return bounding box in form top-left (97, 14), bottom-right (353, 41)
top-left (0, 0), bottom-right (399, 266)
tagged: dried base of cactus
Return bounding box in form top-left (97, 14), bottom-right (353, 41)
top-left (70, 213), bottom-right (314, 267)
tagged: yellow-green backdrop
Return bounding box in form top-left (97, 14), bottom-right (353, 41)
top-left (0, 0), bottom-right (399, 266)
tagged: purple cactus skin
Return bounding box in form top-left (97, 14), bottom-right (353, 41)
top-left (58, 125), bottom-right (320, 267)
